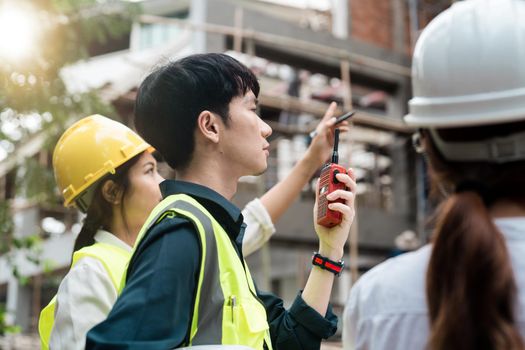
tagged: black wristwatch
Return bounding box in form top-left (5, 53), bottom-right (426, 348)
top-left (312, 252), bottom-right (345, 276)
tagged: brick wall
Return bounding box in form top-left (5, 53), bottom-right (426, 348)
top-left (350, 0), bottom-right (396, 50)
top-left (349, 0), bottom-right (450, 55)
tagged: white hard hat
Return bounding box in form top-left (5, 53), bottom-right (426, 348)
top-left (404, 0), bottom-right (525, 129)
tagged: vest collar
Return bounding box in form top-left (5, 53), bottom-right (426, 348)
top-left (159, 180), bottom-right (244, 240)
top-left (94, 229), bottom-right (133, 253)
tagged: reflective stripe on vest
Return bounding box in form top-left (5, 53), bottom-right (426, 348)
top-left (126, 194), bottom-right (273, 350)
top-left (38, 242), bottom-right (130, 350)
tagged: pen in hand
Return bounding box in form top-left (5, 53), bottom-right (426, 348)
top-left (309, 110), bottom-right (355, 139)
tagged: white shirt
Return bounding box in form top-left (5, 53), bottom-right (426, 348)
top-left (48, 199), bottom-right (274, 349)
top-left (242, 198), bottom-right (276, 256)
top-left (343, 217), bottom-right (525, 350)
top-left (49, 230), bottom-right (131, 350)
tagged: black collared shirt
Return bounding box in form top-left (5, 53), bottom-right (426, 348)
top-left (86, 180), bottom-right (338, 350)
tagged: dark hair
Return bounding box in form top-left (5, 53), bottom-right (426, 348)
top-left (134, 53), bottom-right (260, 171)
top-left (72, 153), bottom-right (143, 254)
top-left (424, 123), bottom-right (525, 350)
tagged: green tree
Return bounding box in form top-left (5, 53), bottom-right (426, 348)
top-left (0, 0), bottom-right (140, 334)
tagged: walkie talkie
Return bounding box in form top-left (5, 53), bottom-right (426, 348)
top-left (317, 129), bottom-right (347, 227)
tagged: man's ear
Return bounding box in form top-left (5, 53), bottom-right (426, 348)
top-left (196, 110), bottom-right (220, 143)
top-left (101, 180), bottom-right (122, 205)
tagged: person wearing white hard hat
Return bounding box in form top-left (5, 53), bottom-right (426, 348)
top-left (343, 0), bottom-right (525, 349)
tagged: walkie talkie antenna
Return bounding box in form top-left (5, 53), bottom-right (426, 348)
top-left (331, 129), bottom-right (340, 164)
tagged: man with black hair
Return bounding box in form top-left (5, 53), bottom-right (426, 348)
top-left (86, 53), bottom-right (356, 350)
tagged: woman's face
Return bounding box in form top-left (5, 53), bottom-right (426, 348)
top-left (121, 152), bottom-right (164, 242)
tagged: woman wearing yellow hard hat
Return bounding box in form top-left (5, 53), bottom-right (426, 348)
top-left (40, 101), bottom-right (346, 350)
top-left (38, 114), bottom-right (162, 350)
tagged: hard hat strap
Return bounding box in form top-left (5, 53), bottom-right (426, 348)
top-left (75, 185), bottom-right (97, 213)
top-left (430, 129), bottom-right (525, 163)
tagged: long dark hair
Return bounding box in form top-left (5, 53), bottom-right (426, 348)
top-left (423, 122), bottom-right (525, 350)
top-left (72, 153), bottom-right (143, 254)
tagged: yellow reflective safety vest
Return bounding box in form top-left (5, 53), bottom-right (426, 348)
top-left (38, 242), bottom-right (130, 350)
top-left (125, 194), bottom-right (273, 350)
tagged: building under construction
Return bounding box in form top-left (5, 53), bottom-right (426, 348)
top-left (0, 0), bottom-right (452, 343)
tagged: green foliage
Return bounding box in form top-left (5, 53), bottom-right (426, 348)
top-left (42, 258), bottom-right (57, 274)
top-left (0, 0), bottom-right (141, 334)
top-left (0, 201), bottom-right (14, 255)
top-left (1, 0), bottom-right (141, 204)
top-left (15, 158), bottom-right (57, 204)
top-left (10, 236), bottom-right (43, 286)
top-left (0, 304), bottom-right (21, 336)
top-left (0, 225), bottom-right (43, 333)
top-left (2, 231), bottom-right (44, 284)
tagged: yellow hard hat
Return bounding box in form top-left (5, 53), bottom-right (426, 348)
top-left (52, 115), bottom-right (153, 210)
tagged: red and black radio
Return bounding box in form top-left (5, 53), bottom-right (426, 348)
top-left (317, 129), bottom-right (347, 228)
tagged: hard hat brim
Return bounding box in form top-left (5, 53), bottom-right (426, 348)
top-left (405, 87), bottom-right (525, 128)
